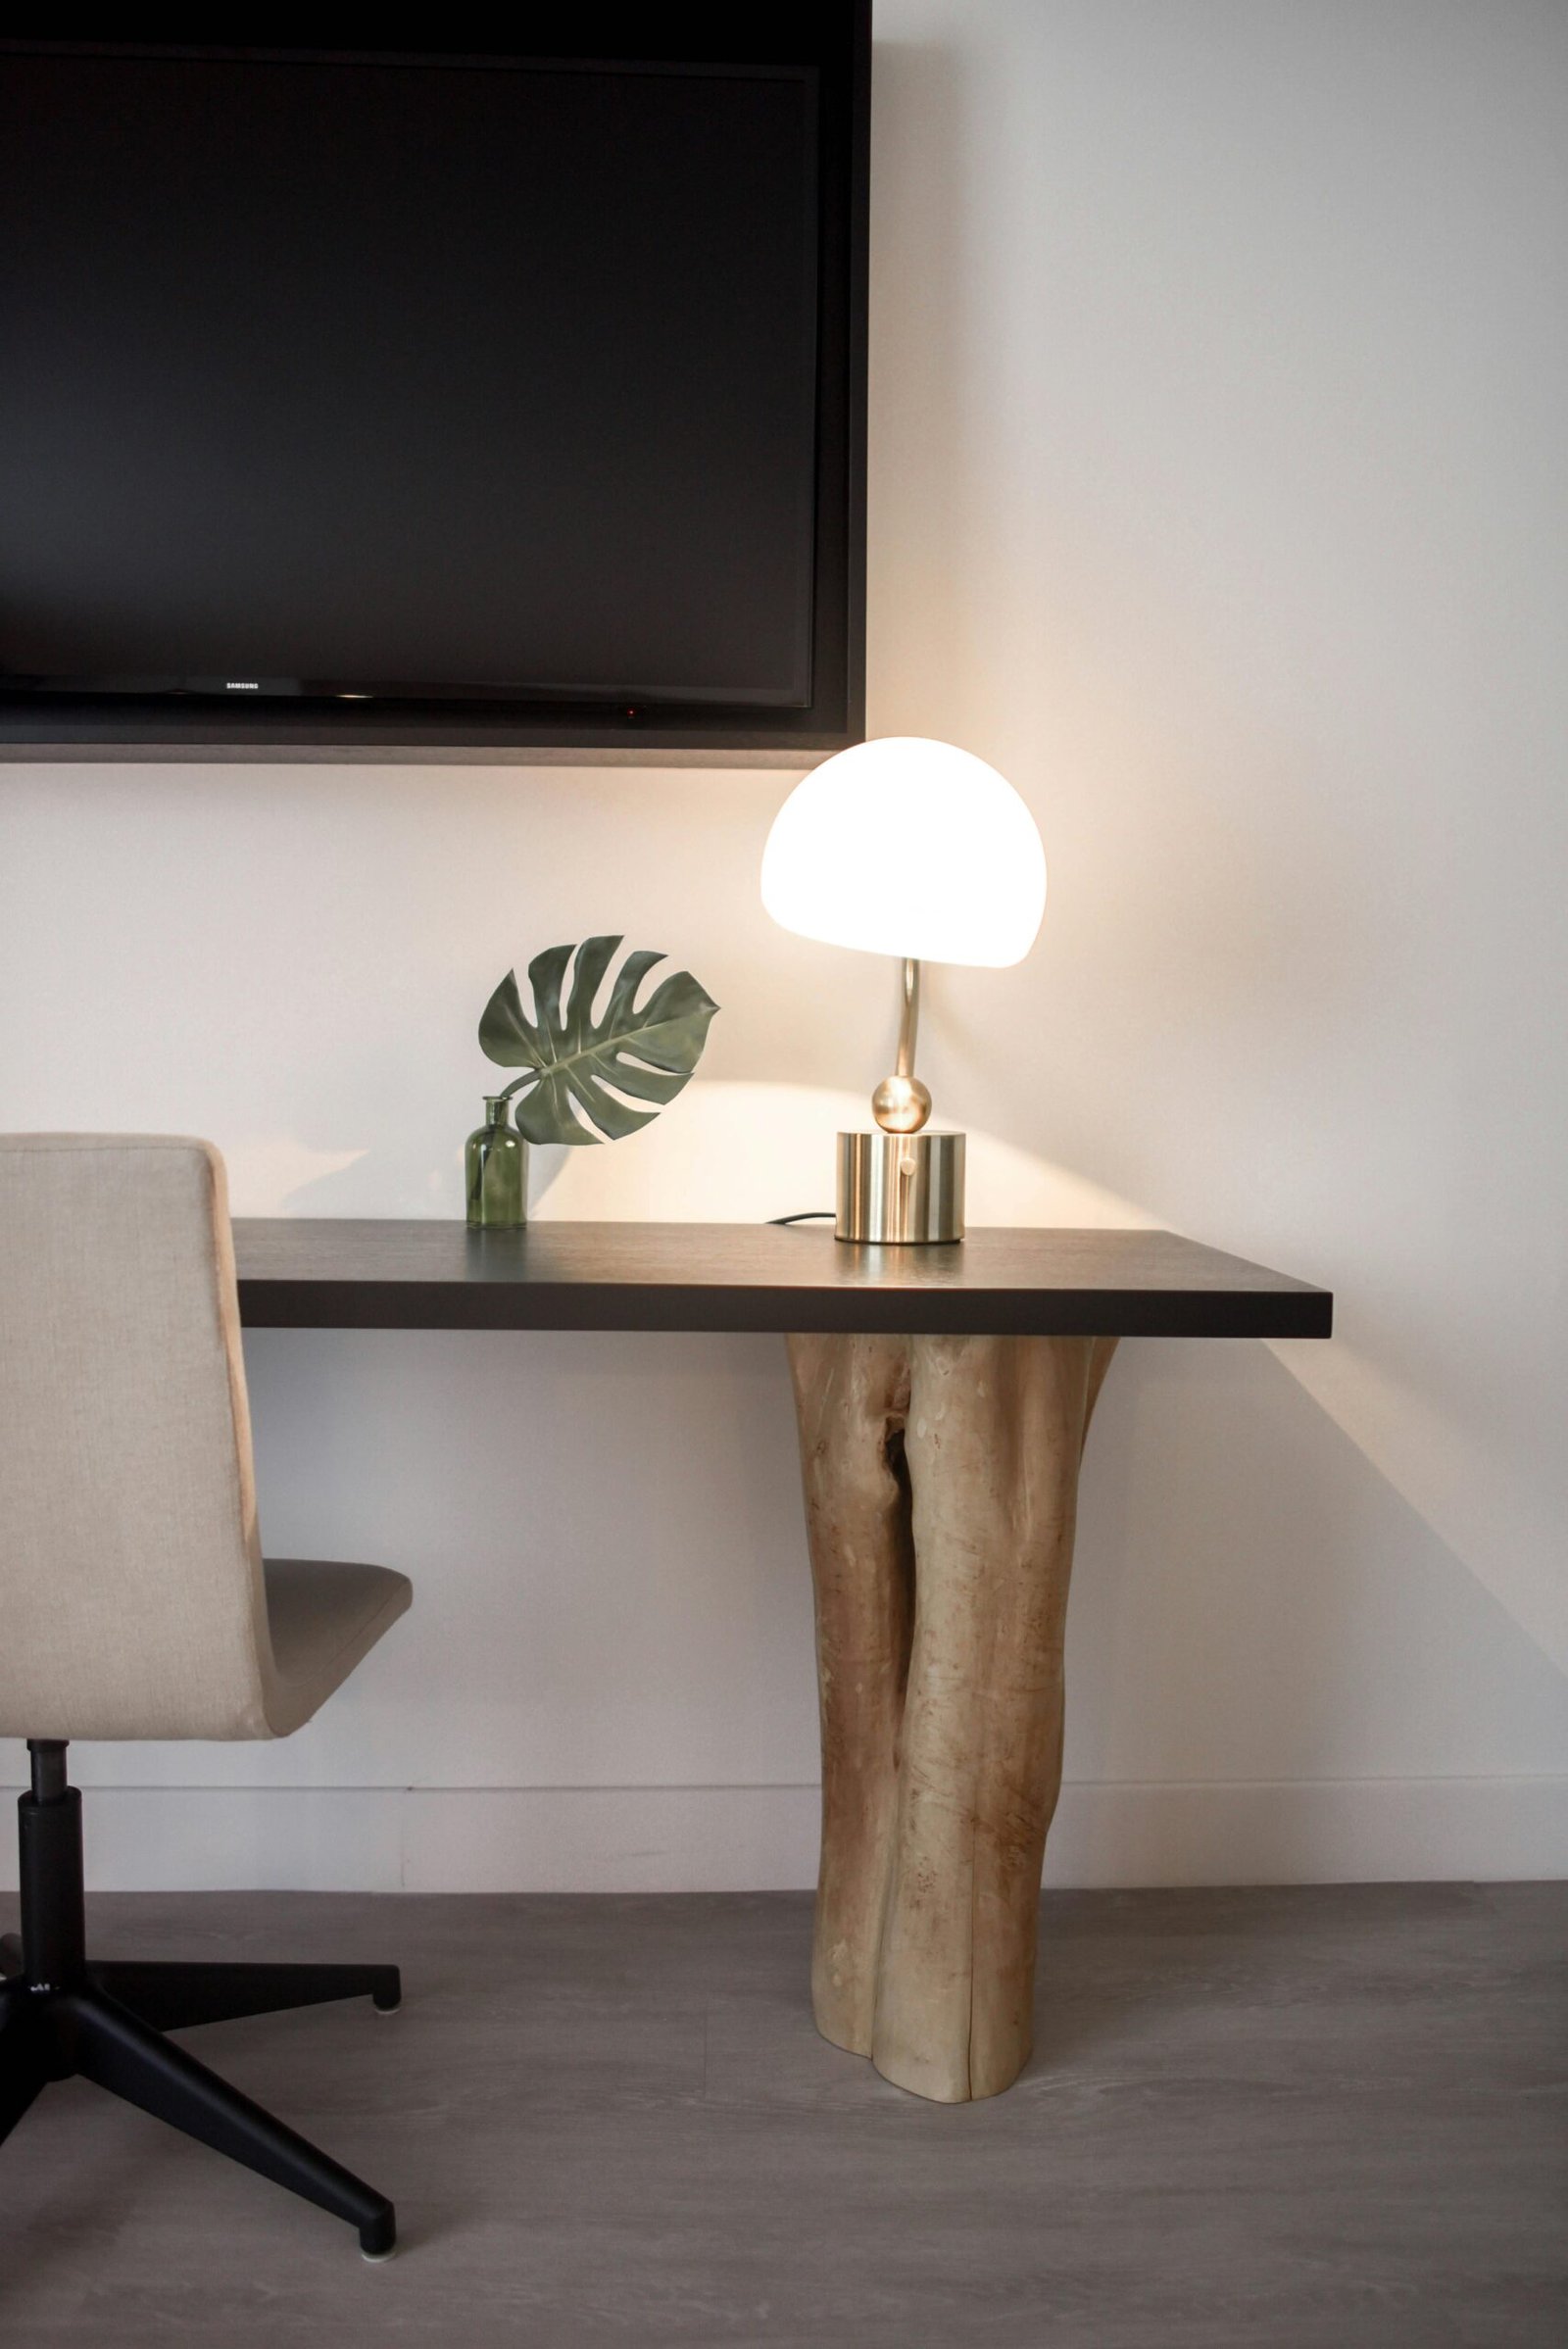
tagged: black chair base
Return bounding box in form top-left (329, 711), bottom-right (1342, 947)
top-left (1, 1742), bottom-right (399, 2260)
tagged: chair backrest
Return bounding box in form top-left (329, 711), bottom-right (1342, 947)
top-left (0, 1135), bottom-right (281, 1740)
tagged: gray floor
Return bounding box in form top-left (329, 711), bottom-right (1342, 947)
top-left (0, 1884), bottom-right (1562, 2347)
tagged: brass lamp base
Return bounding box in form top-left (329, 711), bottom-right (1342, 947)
top-left (835, 1130), bottom-right (965, 1245)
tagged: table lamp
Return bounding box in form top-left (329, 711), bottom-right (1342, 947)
top-left (761, 736), bottom-right (1048, 1244)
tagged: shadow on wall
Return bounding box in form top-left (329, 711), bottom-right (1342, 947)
top-left (1067, 1338), bottom-right (1568, 1809)
top-left (9, 1296), bottom-right (1567, 1845)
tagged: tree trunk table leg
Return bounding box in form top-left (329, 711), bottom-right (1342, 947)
top-left (786, 1332), bottom-right (914, 2057)
top-left (786, 1330), bottom-right (1117, 2103)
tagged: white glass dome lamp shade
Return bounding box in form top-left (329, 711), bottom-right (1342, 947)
top-left (761, 737), bottom-right (1047, 1143)
top-left (760, 736), bottom-right (1047, 969)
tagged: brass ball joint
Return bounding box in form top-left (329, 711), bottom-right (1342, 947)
top-left (871, 1070), bottom-right (932, 1135)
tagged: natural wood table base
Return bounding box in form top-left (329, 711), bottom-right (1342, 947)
top-left (787, 1331), bottom-right (1117, 2103)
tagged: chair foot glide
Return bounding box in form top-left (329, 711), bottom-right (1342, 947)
top-left (360, 2210), bottom-right (398, 2260)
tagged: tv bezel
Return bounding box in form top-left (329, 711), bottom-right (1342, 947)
top-left (0, 12), bottom-right (868, 761)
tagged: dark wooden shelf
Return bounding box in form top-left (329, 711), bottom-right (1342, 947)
top-left (232, 1220), bottom-right (1332, 1341)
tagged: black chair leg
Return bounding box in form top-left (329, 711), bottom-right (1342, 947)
top-left (0, 1987), bottom-right (53, 2149)
top-left (90, 1959), bottom-right (402, 2032)
top-left (5, 1748), bottom-right (400, 2255)
top-left (67, 1986), bottom-right (396, 2259)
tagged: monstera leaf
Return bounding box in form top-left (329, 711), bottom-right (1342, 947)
top-left (479, 936), bottom-right (718, 1147)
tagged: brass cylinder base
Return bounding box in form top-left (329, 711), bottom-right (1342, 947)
top-left (835, 1130), bottom-right (965, 1245)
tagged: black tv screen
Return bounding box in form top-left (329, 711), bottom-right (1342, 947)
top-left (0, 24), bottom-right (867, 756)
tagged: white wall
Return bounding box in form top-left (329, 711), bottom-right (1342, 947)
top-left (3, 0), bottom-right (1565, 1888)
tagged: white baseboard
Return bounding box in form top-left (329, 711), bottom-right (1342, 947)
top-left (1, 1777), bottom-right (1563, 1894)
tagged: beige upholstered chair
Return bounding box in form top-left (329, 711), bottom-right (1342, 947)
top-left (0, 1135), bottom-right (413, 2258)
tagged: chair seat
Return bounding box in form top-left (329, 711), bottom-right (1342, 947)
top-left (264, 1559), bottom-right (413, 1737)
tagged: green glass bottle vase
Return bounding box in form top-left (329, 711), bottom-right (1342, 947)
top-left (466, 1095), bottom-right (527, 1228)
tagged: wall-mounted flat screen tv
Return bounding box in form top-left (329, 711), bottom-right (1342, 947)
top-left (0, 17), bottom-right (866, 757)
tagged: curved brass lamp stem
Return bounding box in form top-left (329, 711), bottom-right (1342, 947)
top-left (896, 956), bottom-right (920, 1080)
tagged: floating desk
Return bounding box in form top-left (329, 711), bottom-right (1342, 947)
top-left (234, 1219), bottom-right (1331, 2103)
